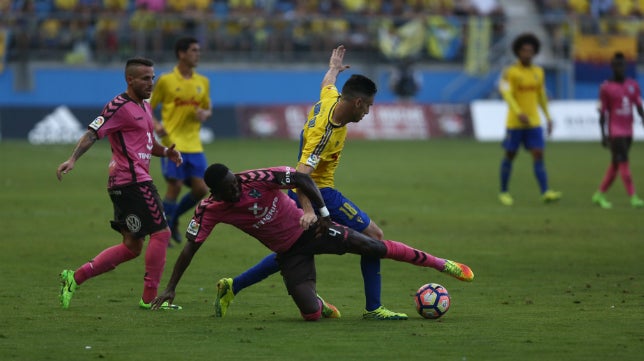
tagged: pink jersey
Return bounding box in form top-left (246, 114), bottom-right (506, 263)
top-left (88, 93), bottom-right (156, 188)
top-left (186, 167), bottom-right (306, 253)
top-left (599, 78), bottom-right (642, 137)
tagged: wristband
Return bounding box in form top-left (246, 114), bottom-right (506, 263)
top-left (319, 206), bottom-right (330, 217)
top-left (163, 147), bottom-right (169, 157)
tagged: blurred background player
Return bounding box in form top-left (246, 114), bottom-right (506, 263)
top-left (56, 58), bottom-right (183, 310)
top-left (215, 45), bottom-right (408, 320)
top-left (150, 36), bottom-right (212, 245)
top-left (497, 33), bottom-right (562, 206)
top-left (151, 163), bottom-right (474, 320)
top-left (591, 52), bottom-right (644, 209)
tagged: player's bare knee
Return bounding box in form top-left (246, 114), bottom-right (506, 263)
top-left (363, 223), bottom-right (383, 241)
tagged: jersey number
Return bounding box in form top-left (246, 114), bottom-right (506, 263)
top-left (339, 202), bottom-right (357, 220)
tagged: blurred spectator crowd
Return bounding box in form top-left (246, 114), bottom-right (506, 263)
top-left (0, 0), bottom-right (506, 64)
top-left (537, 0), bottom-right (644, 59)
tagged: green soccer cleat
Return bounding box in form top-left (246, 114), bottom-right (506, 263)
top-left (59, 269), bottom-right (77, 309)
top-left (542, 190), bottom-right (562, 203)
top-left (442, 260), bottom-right (474, 282)
top-left (592, 191), bottom-right (612, 209)
top-left (498, 192), bottom-right (514, 206)
top-left (215, 278), bottom-right (235, 317)
top-left (631, 195), bottom-right (644, 208)
top-left (317, 294), bottom-right (341, 318)
top-left (138, 299), bottom-right (182, 310)
top-left (362, 306), bottom-right (408, 320)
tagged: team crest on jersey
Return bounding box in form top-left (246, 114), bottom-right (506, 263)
top-left (125, 214), bottom-right (142, 233)
top-left (89, 116), bottom-right (105, 131)
top-left (249, 189), bottom-right (261, 199)
top-left (196, 86), bottom-right (202, 94)
top-left (187, 219), bottom-right (200, 236)
top-left (628, 85), bottom-right (634, 94)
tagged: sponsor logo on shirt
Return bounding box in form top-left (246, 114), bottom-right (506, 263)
top-left (252, 197), bottom-right (279, 229)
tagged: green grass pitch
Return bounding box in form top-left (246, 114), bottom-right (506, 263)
top-left (0, 139), bottom-right (642, 361)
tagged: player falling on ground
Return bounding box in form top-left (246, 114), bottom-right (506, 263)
top-left (56, 58), bottom-right (184, 310)
top-left (497, 33), bottom-right (562, 206)
top-left (151, 164), bottom-right (474, 320)
top-left (592, 52), bottom-right (644, 209)
top-left (150, 37), bottom-right (212, 245)
top-left (214, 45), bottom-right (408, 320)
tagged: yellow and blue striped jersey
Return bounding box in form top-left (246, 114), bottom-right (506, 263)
top-left (298, 85), bottom-right (346, 188)
top-left (150, 66), bottom-right (211, 152)
top-left (498, 61), bottom-right (551, 129)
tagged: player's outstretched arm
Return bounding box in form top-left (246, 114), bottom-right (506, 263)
top-left (321, 45), bottom-right (350, 88)
top-left (56, 130), bottom-right (97, 181)
top-left (151, 240), bottom-right (203, 310)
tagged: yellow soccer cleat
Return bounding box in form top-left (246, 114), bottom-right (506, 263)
top-left (215, 278), bottom-right (235, 317)
top-left (542, 190), bottom-right (562, 203)
top-left (498, 192), bottom-right (514, 206)
top-left (362, 306), bottom-right (408, 320)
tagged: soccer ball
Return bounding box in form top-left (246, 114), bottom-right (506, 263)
top-left (414, 283), bottom-right (450, 319)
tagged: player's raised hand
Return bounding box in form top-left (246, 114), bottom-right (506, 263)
top-left (329, 45), bottom-right (350, 73)
top-left (56, 160), bottom-right (75, 181)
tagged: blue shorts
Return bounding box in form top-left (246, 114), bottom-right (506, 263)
top-left (288, 187), bottom-right (371, 233)
top-left (502, 127), bottom-right (545, 152)
top-left (161, 152), bottom-right (208, 182)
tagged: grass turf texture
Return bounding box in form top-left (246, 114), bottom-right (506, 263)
top-left (0, 139), bottom-right (642, 361)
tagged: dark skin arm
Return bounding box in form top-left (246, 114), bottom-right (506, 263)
top-left (289, 171), bottom-right (333, 231)
top-left (151, 240), bottom-right (203, 309)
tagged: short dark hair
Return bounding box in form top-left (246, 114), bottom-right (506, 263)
top-left (341, 74), bottom-right (377, 100)
top-left (175, 36), bottom-right (199, 59)
top-left (125, 58), bottom-right (154, 76)
top-left (204, 163), bottom-right (230, 192)
top-left (512, 33), bottom-right (540, 56)
top-left (125, 57), bottom-right (153, 69)
top-left (613, 51), bottom-right (625, 61)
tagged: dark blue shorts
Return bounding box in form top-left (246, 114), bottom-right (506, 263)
top-left (161, 152), bottom-right (207, 182)
top-left (502, 127), bottom-right (545, 152)
top-left (288, 187), bottom-right (371, 233)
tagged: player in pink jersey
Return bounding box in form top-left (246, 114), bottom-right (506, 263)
top-left (151, 163), bottom-right (474, 321)
top-left (592, 52), bottom-right (644, 209)
top-left (56, 58), bottom-right (185, 310)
